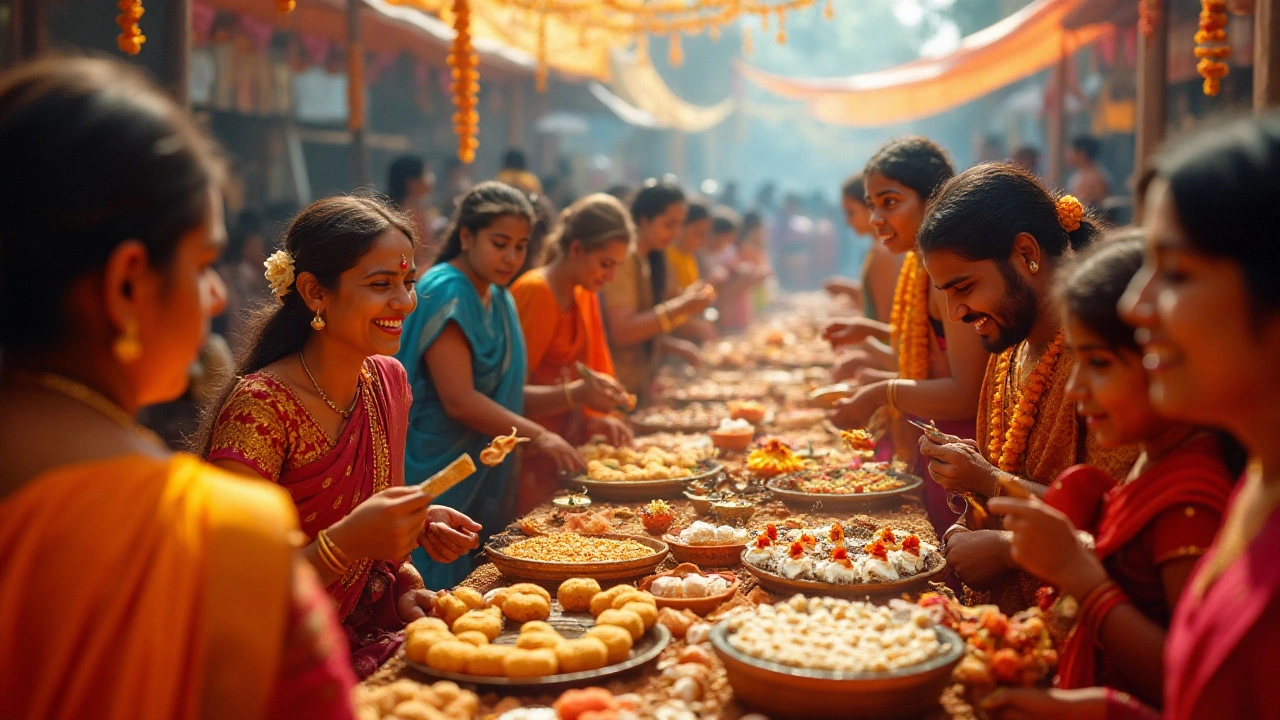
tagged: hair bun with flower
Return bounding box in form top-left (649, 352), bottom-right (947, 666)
top-left (1055, 195), bottom-right (1085, 233)
top-left (264, 250), bottom-right (296, 301)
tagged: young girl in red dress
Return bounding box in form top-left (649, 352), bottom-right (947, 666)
top-left (986, 234), bottom-right (1234, 710)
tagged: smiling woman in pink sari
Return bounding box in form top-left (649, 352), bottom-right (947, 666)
top-left (198, 196), bottom-right (481, 678)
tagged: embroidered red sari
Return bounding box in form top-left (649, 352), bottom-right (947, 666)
top-left (209, 355), bottom-right (413, 678)
top-left (1044, 435), bottom-right (1232, 694)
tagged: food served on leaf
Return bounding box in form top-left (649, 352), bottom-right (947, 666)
top-left (579, 442), bottom-right (711, 482)
top-left (629, 403), bottom-right (725, 432)
top-left (726, 399), bottom-right (768, 424)
top-left (770, 462), bottom-right (907, 495)
top-left (722, 595), bottom-right (947, 674)
top-left (745, 438), bottom-right (806, 477)
top-left (480, 427), bottom-right (530, 466)
top-left (743, 524), bottom-right (939, 584)
top-left (708, 417), bottom-right (755, 452)
top-left (674, 520), bottom-right (750, 546)
top-left (917, 593), bottom-right (1058, 701)
top-left (501, 533), bottom-right (657, 563)
top-left (638, 499), bottom-right (675, 534)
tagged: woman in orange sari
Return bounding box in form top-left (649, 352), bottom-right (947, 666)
top-left (200, 196), bottom-right (481, 678)
top-left (0, 58), bottom-right (355, 720)
top-left (510, 193), bottom-right (635, 513)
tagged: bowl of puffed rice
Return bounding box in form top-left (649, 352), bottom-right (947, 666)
top-left (710, 595), bottom-right (963, 720)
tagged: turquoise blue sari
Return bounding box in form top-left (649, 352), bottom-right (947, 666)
top-left (396, 263), bottom-right (527, 589)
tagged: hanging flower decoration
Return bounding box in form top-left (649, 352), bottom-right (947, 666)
top-left (448, 0), bottom-right (480, 164)
top-left (988, 333), bottom-right (1066, 473)
top-left (116, 0), bottom-right (146, 55)
top-left (1195, 0), bottom-right (1230, 96)
top-left (1138, 0), bottom-right (1159, 37)
top-left (276, 0), bottom-right (297, 13)
top-left (888, 252), bottom-right (932, 383)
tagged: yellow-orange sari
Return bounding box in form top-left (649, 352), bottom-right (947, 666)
top-left (0, 454), bottom-right (301, 720)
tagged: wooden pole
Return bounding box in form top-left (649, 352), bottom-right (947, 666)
top-left (162, 0), bottom-right (191, 105)
top-left (10, 0), bottom-right (44, 62)
top-left (1046, 42), bottom-right (1069, 188)
top-left (1134, 1), bottom-right (1168, 222)
top-left (347, 0), bottom-right (370, 187)
top-left (1255, 0), bottom-right (1280, 110)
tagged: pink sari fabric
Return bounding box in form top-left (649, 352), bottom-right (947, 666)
top-left (1163, 499), bottom-right (1280, 720)
top-left (209, 355), bottom-right (413, 678)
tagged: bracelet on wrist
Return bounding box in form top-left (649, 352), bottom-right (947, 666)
top-left (656, 303), bottom-right (673, 333)
top-left (885, 379), bottom-right (898, 410)
top-left (315, 529), bottom-right (349, 575)
top-left (563, 379), bottom-right (577, 409)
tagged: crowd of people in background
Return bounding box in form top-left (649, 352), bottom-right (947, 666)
top-left (5, 55), bottom-right (1278, 720)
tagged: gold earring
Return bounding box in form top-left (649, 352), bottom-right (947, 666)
top-left (311, 309), bottom-right (326, 330)
top-left (113, 317), bottom-right (143, 363)
top-left (1029, 260), bottom-right (1040, 274)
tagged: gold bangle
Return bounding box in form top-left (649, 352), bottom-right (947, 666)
top-left (319, 528), bottom-right (349, 565)
top-left (316, 529), bottom-right (349, 574)
top-left (314, 541), bottom-right (344, 576)
top-left (563, 379), bottom-right (577, 408)
top-left (656, 303), bottom-right (673, 333)
top-left (886, 379), bottom-right (898, 410)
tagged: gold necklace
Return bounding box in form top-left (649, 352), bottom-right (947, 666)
top-left (298, 350), bottom-right (360, 418)
top-left (17, 371), bottom-right (164, 447)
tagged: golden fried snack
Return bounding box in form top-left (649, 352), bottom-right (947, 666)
top-left (656, 607), bottom-right (697, 639)
top-left (443, 692), bottom-right (479, 720)
top-left (502, 592), bottom-right (552, 623)
top-left (557, 578), bottom-right (601, 613)
top-left (453, 587), bottom-right (487, 610)
top-left (389, 700), bottom-right (445, 720)
top-left (611, 590), bottom-right (656, 610)
top-left (585, 624), bottom-right (633, 664)
top-left (451, 610), bottom-right (503, 641)
top-left (480, 427), bottom-right (530, 466)
top-left (554, 637), bottom-right (610, 673)
top-left (519, 621), bottom-right (558, 636)
top-left (453, 631), bottom-right (490, 647)
top-left (436, 593), bottom-right (470, 626)
top-left (466, 645), bottom-right (513, 676)
top-left (486, 587), bottom-right (514, 607)
top-left (596, 608), bottom-right (645, 641)
top-left (589, 585), bottom-right (632, 616)
top-left (507, 583), bottom-right (552, 603)
top-left (515, 631), bottom-right (563, 650)
top-left (621, 601), bottom-right (658, 630)
top-left (404, 631), bottom-right (454, 664)
top-left (406, 617), bottom-right (451, 636)
top-left (503, 648), bottom-right (559, 678)
top-left (426, 640), bottom-right (477, 674)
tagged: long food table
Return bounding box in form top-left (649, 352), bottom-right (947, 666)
top-left (363, 299), bottom-right (986, 720)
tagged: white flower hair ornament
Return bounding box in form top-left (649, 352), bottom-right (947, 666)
top-left (264, 250), bottom-right (296, 301)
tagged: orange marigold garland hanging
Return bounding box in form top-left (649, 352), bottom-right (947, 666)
top-left (116, 0), bottom-right (146, 55)
top-left (888, 251), bottom-right (932, 383)
top-left (1195, 0), bottom-right (1230, 96)
top-left (987, 332), bottom-right (1066, 473)
top-left (1138, 0), bottom-right (1159, 37)
top-left (448, 0), bottom-right (480, 163)
top-left (276, 0), bottom-right (296, 13)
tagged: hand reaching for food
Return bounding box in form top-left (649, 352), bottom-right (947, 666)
top-left (480, 427), bottom-right (530, 466)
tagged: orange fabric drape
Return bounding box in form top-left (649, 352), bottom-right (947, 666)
top-left (0, 454), bottom-right (296, 720)
top-left (737, 0), bottom-right (1113, 127)
top-left (512, 268), bottom-right (615, 393)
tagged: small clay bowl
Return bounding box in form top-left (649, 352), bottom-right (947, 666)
top-left (640, 567), bottom-right (741, 616)
top-left (684, 492), bottom-right (714, 516)
top-left (710, 430), bottom-right (755, 453)
top-left (711, 500), bottom-right (756, 525)
top-left (728, 403), bottom-right (768, 424)
top-left (663, 533), bottom-right (749, 567)
top-left (552, 495), bottom-right (592, 513)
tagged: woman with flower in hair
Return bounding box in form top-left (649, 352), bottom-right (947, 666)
top-left (199, 194), bottom-right (482, 678)
top-left (825, 137), bottom-right (990, 538)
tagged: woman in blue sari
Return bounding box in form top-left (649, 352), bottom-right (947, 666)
top-left (398, 182), bottom-right (610, 588)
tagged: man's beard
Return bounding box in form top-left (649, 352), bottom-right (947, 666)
top-left (977, 261), bottom-right (1039, 353)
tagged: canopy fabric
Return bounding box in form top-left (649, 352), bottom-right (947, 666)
top-left (591, 50), bottom-right (736, 132)
top-left (738, 0), bottom-right (1113, 127)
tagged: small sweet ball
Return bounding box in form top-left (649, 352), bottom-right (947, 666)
top-left (557, 577), bottom-right (601, 612)
top-left (596, 608), bottom-right (645, 641)
top-left (585, 624), bottom-right (634, 664)
top-left (554, 637), bottom-right (611, 673)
